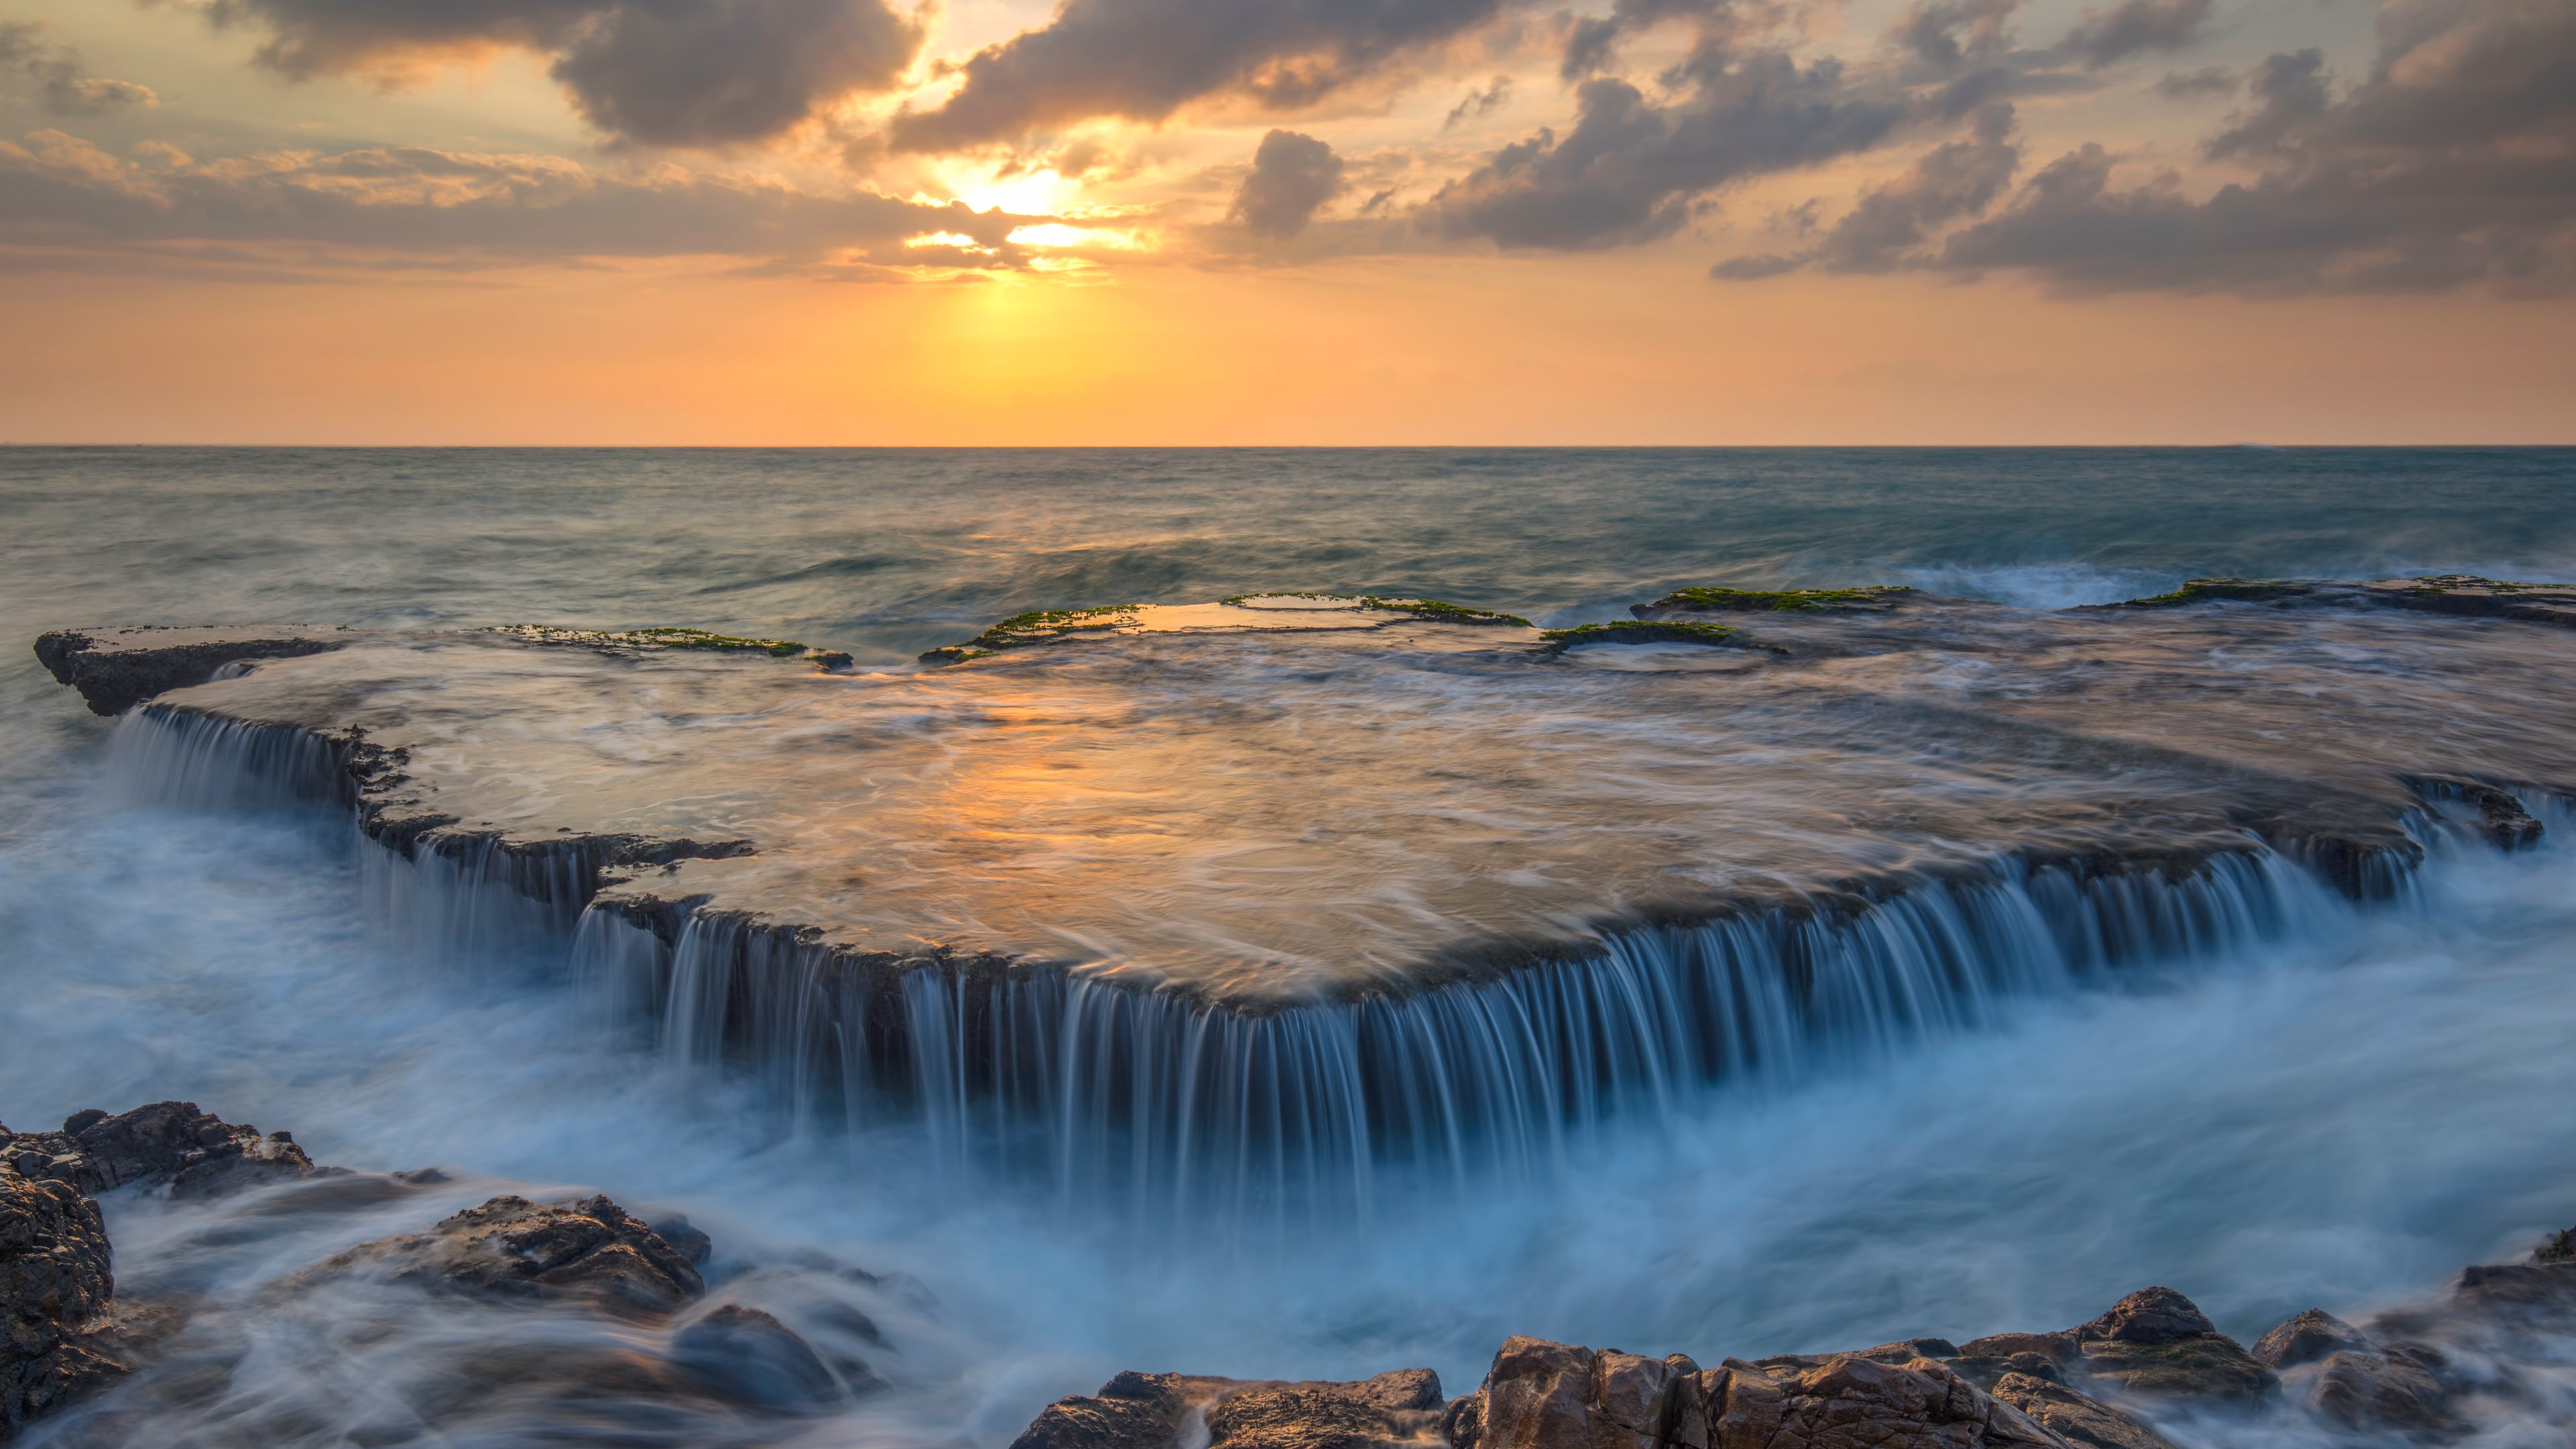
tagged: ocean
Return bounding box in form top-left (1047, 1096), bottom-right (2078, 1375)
top-left (4, 446), bottom-right (2575, 1446)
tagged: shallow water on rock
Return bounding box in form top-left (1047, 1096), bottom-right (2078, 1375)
top-left (5, 447), bottom-right (2576, 1447)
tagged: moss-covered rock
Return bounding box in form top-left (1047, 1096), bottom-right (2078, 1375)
top-left (2118, 579), bottom-right (2315, 608)
top-left (1648, 586), bottom-right (1915, 613)
top-left (918, 606), bottom-right (1141, 663)
top-left (1541, 621), bottom-right (1786, 654)
top-left (493, 625), bottom-right (847, 668)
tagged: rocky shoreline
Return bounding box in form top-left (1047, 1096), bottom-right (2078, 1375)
top-left (1010, 1258), bottom-right (2576, 1449)
top-left (1, 1102), bottom-right (871, 1441)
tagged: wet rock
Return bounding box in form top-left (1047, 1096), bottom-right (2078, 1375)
top-left (1946, 1354), bottom-right (2067, 1391)
top-left (1988, 1373), bottom-right (2176, 1449)
top-left (649, 1216), bottom-right (713, 1266)
top-left (0, 1102), bottom-right (316, 1199)
top-left (668, 1303), bottom-right (846, 1410)
top-left (1953, 1334), bottom-right (2078, 1368)
top-left (1014, 1368), bottom-right (1445, 1449)
top-left (1700, 1351), bottom-right (2066, 1449)
top-left (1013, 1371), bottom-right (1205, 1449)
top-left (1, 1174), bottom-right (121, 1434)
top-left (323, 1193), bottom-right (706, 1316)
top-left (2068, 1289), bottom-right (2273, 1405)
top-left (2249, 1308), bottom-right (2370, 1370)
top-left (32, 627), bottom-right (350, 715)
top-left (2306, 1348), bottom-right (2458, 1437)
top-left (1205, 1368), bottom-right (1445, 1449)
top-left (2447, 1262), bottom-right (2576, 1315)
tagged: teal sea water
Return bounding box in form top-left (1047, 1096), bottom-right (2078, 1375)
top-left (2, 447), bottom-right (2574, 1447)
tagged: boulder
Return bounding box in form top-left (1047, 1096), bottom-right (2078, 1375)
top-left (1, 1102), bottom-right (315, 1198)
top-left (2249, 1309), bottom-right (2370, 1371)
top-left (1, 1174), bottom-right (121, 1434)
top-left (2067, 1289), bottom-right (2273, 1405)
top-left (1988, 1374), bottom-right (2177, 1449)
top-left (320, 1193), bottom-right (705, 1316)
top-left (1012, 1368), bottom-right (1447, 1449)
top-left (1699, 1352), bottom-right (2065, 1449)
top-left (1205, 1368), bottom-right (1446, 1449)
top-left (668, 1303), bottom-right (848, 1411)
top-left (2306, 1348), bottom-right (2458, 1437)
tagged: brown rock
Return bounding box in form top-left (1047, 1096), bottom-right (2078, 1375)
top-left (2307, 1348), bottom-right (2457, 1437)
top-left (1702, 1354), bottom-right (2066, 1449)
top-left (667, 1303), bottom-right (849, 1410)
top-left (2070, 1290), bottom-right (2273, 1405)
top-left (2249, 1309), bottom-right (2369, 1371)
top-left (1012, 1371), bottom-right (1206, 1449)
top-left (320, 1193), bottom-right (705, 1316)
top-left (1205, 1368), bottom-right (1446, 1449)
top-left (1990, 1373), bottom-right (2177, 1449)
top-left (1, 1102), bottom-right (315, 1199)
top-left (1, 1174), bottom-right (122, 1434)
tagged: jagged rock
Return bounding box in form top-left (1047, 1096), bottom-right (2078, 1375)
top-left (1013, 1368), bottom-right (1446, 1449)
top-left (1946, 1354), bottom-right (2068, 1391)
top-left (1, 1174), bottom-right (121, 1434)
top-left (1988, 1374), bottom-right (2176, 1449)
top-left (668, 1303), bottom-right (847, 1410)
top-left (320, 1193), bottom-right (705, 1316)
top-left (1014, 1371), bottom-right (1208, 1449)
top-left (2307, 1348), bottom-right (2458, 1437)
top-left (1, 1102), bottom-right (315, 1198)
top-left (2249, 1308), bottom-right (2370, 1370)
top-left (2446, 1262), bottom-right (2576, 1314)
top-left (32, 627), bottom-right (350, 715)
top-left (1701, 1352), bottom-right (2065, 1449)
top-left (1953, 1334), bottom-right (2078, 1368)
top-left (1205, 1368), bottom-right (1445, 1449)
top-left (2068, 1289), bottom-right (2274, 1405)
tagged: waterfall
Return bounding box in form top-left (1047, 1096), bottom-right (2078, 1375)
top-left (109, 701), bottom-right (2491, 1227)
top-left (570, 851), bottom-right (2339, 1224)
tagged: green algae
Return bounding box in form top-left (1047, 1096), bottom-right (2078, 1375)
top-left (493, 624), bottom-right (812, 657)
top-left (919, 604), bottom-right (1140, 664)
top-left (2121, 579), bottom-right (2315, 607)
top-left (1356, 596), bottom-right (1533, 627)
top-left (1540, 620), bottom-right (1787, 653)
top-left (1651, 586), bottom-right (1914, 613)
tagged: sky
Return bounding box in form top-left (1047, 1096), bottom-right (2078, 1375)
top-left (1, 0), bottom-right (2570, 443)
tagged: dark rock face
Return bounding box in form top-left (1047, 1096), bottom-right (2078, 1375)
top-left (322, 1193), bottom-right (707, 1316)
top-left (2066, 1289), bottom-right (2274, 1405)
top-left (1, 1175), bottom-right (121, 1434)
top-left (1, 1102), bottom-right (316, 1199)
top-left (1013, 1368), bottom-right (1444, 1449)
top-left (32, 627), bottom-right (349, 715)
top-left (2249, 1308), bottom-right (2370, 1370)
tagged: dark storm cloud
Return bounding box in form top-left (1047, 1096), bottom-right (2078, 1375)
top-left (884, 0), bottom-right (1502, 152)
top-left (197, 0), bottom-right (922, 148)
top-left (2055, 0), bottom-right (2213, 68)
top-left (1713, 100), bottom-right (2017, 275)
top-left (1231, 129), bottom-right (1344, 237)
top-left (1419, 47), bottom-right (1910, 249)
top-left (0, 131), bottom-right (1063, 272)
top-left (1, 21), bottom-right (160, 115)
top-left (1935, 0), bottom-right (2576, 294)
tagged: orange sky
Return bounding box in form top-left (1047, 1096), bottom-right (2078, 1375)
top-left (2, 0), bottom-right (2570, 443)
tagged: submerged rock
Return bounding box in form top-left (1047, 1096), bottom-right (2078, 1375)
top-left (0, 1174), bottom-right (120, 1434)
top-left (1, 1102), bottom-right (315, 1199)
top-left (320, 1193), bottom-right (706, 1316)
top-left (2306, 1348), bottom-right (2457, 1437)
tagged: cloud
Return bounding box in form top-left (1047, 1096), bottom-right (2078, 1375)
top-left (1445, 74), bottom-right (1511, 128)
top-left (1887, 0), bottom-right (2023, 70)
top-left (1932, 0), bottom-right (2576, 294)
top-left (0, 128), bottom-right (1077, 274)
top-left (2154, 64), bottom-right (2237, 98)
top-left (1230, 129), bottom-right (1343, 237)
top-left (1715, 100), bottom-right (2018, 275)
top-left (883, 0), bottom-right (1503, 152)
top-left (1, 21), bottom-right (160, 115)
top-left (196, 0), bottom-right (922, 148)
top-left (2056, 0), bottom-right (2214, 68)
top-left (1421, 47), bottom-right (1909, 250)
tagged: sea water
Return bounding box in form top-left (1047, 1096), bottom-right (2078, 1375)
top-left (3, 447), bottom-right (2575, 1446)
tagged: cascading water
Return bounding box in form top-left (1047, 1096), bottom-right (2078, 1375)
top-left (105, 699), bottom-right (2379, 1231)
top-left (572, 851), bottom-right (2340, 1225)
